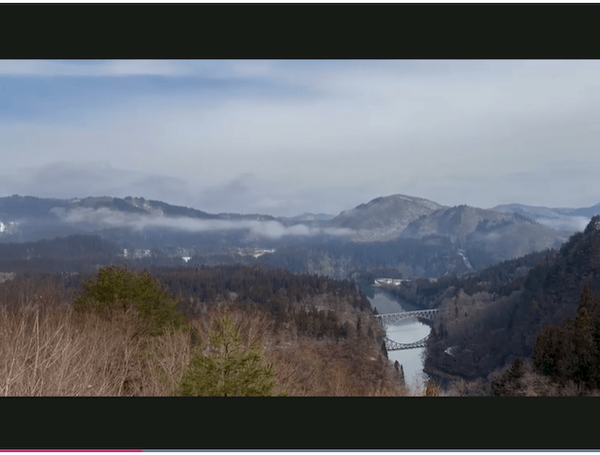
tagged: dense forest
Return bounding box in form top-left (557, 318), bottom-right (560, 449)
top-left (486, 283), bottom-right (600, 396)
top-left (5, 215), bottom-right (600, 395)
top-left (252, 235), bottom-right (471, 278)
top-left (440, 283), bottom-right (600, 397)
top-left (0, 263), bottom-right (408, 396)
top-left (0, 232), bottom-right (482, 280)
top-left (422, 216), bottom-right (600, 394)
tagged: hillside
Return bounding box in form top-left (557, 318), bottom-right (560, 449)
top-left (400, 205), bottom-right (569, 267)
top-left (402, 205), bottom-right (526, 242)
top-left (0, 193), bottom-right (575, 280)
top-left (423, 216), bottom-right (600, 381)
top-left (492, 201), bottom-right (600, 233)
top-left (326, 194), bottom-right (445, 241)
top-left (0, 264), bottom-right (407, 397)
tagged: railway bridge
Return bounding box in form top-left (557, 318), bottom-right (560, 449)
top-left (383, 334), bottom-right (431, 351)
top-left (375, 309), bottom-right (442, 351)
top-left (375, 309), bottom-right (441, 327)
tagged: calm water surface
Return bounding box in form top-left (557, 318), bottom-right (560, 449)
top-left (368, 290), bottom-right (430, 394)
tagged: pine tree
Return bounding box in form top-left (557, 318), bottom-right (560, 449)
top-left (394, 361), bottom-right (405, 386)
top-left (532, 285), bottom-right (600, 390)
top-left (175, 311), bottom-right (283, 397)
top-left (491, 357), bottom-right (526, 396)
top-left (356, 315), bottom-right (363, 338)
top-left (570, 286), bottom-right (597, 386)
top-left (579, 282), bottom-right (594, 314)
top-left (74, 265), bottom-right (185, 335)
top-left (381, 340), bottom-right (388, 359)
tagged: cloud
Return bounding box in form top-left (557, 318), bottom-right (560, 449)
top-left (1, 162), bottom-right (193, 207)
top-left (536, 216), bottom-right (590, 233)
top-left (0, 60), bottom-right (281, 80)
top-left (4, 60), bottom-right (600, 214)
top-left (53, 206), bottom-right (356, 240)
top-left (196, 173), bottom-right (256, 213)
top-left (0, 60), bottom-right (194, 77)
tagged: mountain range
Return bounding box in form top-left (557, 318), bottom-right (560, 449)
top-left (0, 193), bottom-right (598, 278)
top-left (492, 202), bottom-right (600, 232)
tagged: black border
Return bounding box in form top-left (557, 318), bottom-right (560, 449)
top-left (0, 397), bottom-right (597, 449)
top-left (1, 3), bottom-right (599, 59)
top-left (1, 2), bottom-right (599, 450)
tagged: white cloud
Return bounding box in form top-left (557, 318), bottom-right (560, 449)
top-left (0, 60), bottom-right (281, 79)
top-left (0, 60), bottom-right (195, 77)
top-left (4, 60), bottom-right (600, 214)
top-left (53, 206), bottom-right (355, 240)
top-left (536, 216), bottom-right (591, 233)
top-left (0, 161), bottom-right (192, 207)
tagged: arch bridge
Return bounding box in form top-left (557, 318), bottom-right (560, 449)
top-left (375, 309), bottom-right (441, 327)
top-left (376, 309), bottom-right (442, 351)
top-left (384, 335), bottom-right (431, 351)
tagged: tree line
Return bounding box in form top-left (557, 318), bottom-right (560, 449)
top-left (0, 263), bottom-right (407, 396)
top-left (425, 216), bottom-right (600, 390)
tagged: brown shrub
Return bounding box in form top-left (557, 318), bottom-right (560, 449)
top-left (0, 279), bottom-right (407, 397)
top-left (0, 303), bottom-right (191, 396)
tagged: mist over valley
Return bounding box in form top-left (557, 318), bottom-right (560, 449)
top-left (0, 192), bottom-right (590, 280)
top-left (5, 60), bottom-right (600, 400)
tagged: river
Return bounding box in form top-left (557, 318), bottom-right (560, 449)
top-left (368, 290), bottom-right (431, 395)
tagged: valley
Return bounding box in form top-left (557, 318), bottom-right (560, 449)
top-left (7, 56), bottom-right (600, 447)
top-left (2, 191), bottom-right (600, 396)
top-left (0, 193), bottom-right (577, 279)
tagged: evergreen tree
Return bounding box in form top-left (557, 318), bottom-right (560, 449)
top-left (394, 361), bottom-right (405, 386)
top-left (74, 265), bottom-right (185, 335)
top-left (356, 315), bottom-right (363, 338)
top-left (491, 357), bottom-right (526, 396)
top-left (570, 290), bottom-right (597, 386)
top-left (381, 340), bottom-right (388, 359)
top-left (532, 325), bottom-right (563, 379)
top-left (579, 282), bottom-right (594, 313)
top-left (175, 311), bottom-right (282, 397)
top-left (532, 284), bottom-right (600, 390)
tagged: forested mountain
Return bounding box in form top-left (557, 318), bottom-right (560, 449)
top-left (423, 216), bottom-right (600, 383)
top-left (4, 192), bottom-right (600, 395)
top-left (278, 213), bottom-right (335, 224)
top-left (326, 194), bottom-right (445, 241)
top-left (253, 236), bottom-right (472, 279)
top-left (492, 201), bottom-right (600, 233)
top-left (0, 232), bottom-right (473, 279)
top-left (400, 204), bottom-right (568, 269)
top-left (0, 194), bottom-right (279, 222)
top-left (0, 235), bottom-right (122, 273)
top-left (0, 193), bottom-right (577, 280)
top-left (493, 202), bottom-right (600, 221)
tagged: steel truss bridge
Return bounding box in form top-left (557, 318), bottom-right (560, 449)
top-left (383, 334), bottom-right (431, 351)
top-left (375, 309), bottom-right (441, 326)
top-left (375, 309), bottom-right (442, 351)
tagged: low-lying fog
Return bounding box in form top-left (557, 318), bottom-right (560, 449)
top-left (51, 207), bottom-right (355, 240)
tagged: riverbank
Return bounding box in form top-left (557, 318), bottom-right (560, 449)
top-left (367, 288), bottom-right (431, 395)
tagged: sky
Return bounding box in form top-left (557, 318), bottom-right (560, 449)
top-left (2, 59), bottom-right (600, 217)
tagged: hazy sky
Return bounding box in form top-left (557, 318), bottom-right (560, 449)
top-left (2, 59), bottom-right (600, 217)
